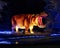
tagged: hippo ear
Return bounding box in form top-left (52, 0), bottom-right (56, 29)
top-left (40, 12), bottom-right (48, 17)
top-left (44, 13), bottom-right (48, 16)
top-left (32, 14), bottom-right (35, 16)
top-left (35, 14), bottom-right (39, 17)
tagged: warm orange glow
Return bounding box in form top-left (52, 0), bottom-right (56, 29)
top-left (11, 12), bottom-right (48, 34)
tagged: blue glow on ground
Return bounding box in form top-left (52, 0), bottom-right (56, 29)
top-left (0, 31), bottom-right (60, 37)
top-left (0, 38), bottom-right (5, 40)
top-left (8, 36), bottom-right (45, 39)
top-left (0, 41), bottom-right (11, 44)
top-left (0, 31), bottom-right (12, 34)
top-left (50, 34), bottom-right (60, 36)
top-left (0, 31), bottom-right (59, 44)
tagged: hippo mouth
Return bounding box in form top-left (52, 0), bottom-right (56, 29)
top-left (38, 16), bottom-right (47, 26)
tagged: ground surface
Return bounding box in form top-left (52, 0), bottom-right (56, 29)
top-left (0, 31), bottom-right (60, 44)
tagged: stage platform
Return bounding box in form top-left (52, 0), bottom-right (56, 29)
top-left (0, 31), bottom-right (60, 44)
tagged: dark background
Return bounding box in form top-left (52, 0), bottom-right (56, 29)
top-left (0, 0), bottom-right (47, 31)
top-left (0, 0), bottom-right (60, 33)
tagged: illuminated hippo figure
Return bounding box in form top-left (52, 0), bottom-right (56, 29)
top-left (11, 12), bottom-right (48, 34)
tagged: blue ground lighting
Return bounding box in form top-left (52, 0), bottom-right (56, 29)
top-left (0, 31), bottom-right (60, 36)
top-left (8, 36), bottom-right (45, 39)
top-left (0, 31), bottom-right (60, 37)
top-left (0, 31), bottom-right (12, 34)
top-left (50, 34), bottom-right (60, 36)
top-left (0, 41), bottom-right (11, 44)
top-left (0, 31), bottom-right (59, 44)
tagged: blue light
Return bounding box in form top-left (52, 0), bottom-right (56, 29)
top-left (8, 36), bottom-right (45, 40)
top-left (0, 38), bottom-right (5, 40)
top-left (9, 37), bottom-right (16, 39)
top-left (0, 31), bottom-right (12, 34)
top-left (0, 41), bottom-right (11, 44)
top-left (50, 34), bottom-right (60, 36)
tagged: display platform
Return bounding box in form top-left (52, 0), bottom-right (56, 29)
top-left (0, 31), bottom-right (60, 44)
